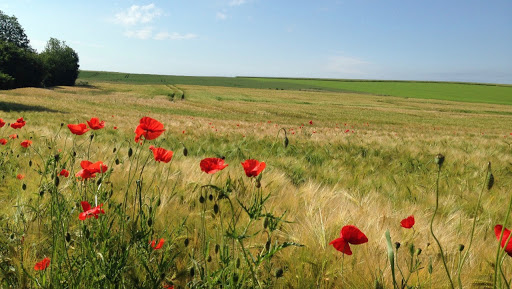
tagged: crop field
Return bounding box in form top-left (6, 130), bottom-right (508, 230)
top-left (1, 78), bottom-right (512, 288)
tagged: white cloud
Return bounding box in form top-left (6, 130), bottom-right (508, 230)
top-left (216, 12), bottom-right (227, 20)
top-left (326, 55), bottom-right (372, 76)
top-left (114, 4), bottom-right (162, 26)
top-left (229, 0), bottom-right (248, 6)
top-left (154, 32), bottom-right (197, 40)
top-left (124, 27), bottom-right (153, 39)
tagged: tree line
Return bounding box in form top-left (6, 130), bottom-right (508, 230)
top-left (0, 10), bottom-right (79, 89)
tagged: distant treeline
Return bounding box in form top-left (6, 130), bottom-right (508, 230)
top-left (0, 10), bottom-right (79, 89)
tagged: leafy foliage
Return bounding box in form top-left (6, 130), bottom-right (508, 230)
top-left (0, 10), bottom-right (31, 50)
top-left (40, 38), bottom-right (80, 87)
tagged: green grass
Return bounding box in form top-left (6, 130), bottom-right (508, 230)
top-left (78, 70), bottom-right (512, 105)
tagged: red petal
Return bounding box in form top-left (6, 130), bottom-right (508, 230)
top-left (341, 225), bottom-right (368, 245)
top-left (400, 215), bottom-right (415, 229)
top-left (80, 160), bottom-right (93, 169)
top-left (495, 225), bottom-right (512, 254)
top-left (329, 238), bottom-right (352, 255)
top-left (81, 201), bottom-right (91, 212)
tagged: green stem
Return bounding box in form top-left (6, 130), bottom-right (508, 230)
top-left (457, 164), bottom-right (489, 288)
top-left (494, 190), bottom-right (512, 288)
top-left (430, 167), bottom-right (455, 289)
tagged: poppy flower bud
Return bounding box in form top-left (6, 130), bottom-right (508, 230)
top-left (54, 176), bottom-right (60, 187)
top-left (61, 123), bottom-right (64, 127)
top-left (73, 151), bottom-right (77, 157)
top-left (215, 244), bottom-right (220, 254)
top-left (208, 194), bottom-right (213, 201)
top-left (409, 243), bottom-right (415, 256)
top-left (147, 217), bottom-right (153, 227)
top-left (395, 242), bottom-right (401, 250)
top-left (22, 183), bottom-right (26, 190)
top-left (236, 258), bottom-right (241, 268)
top-left (265, 239), bottom-right (271, 251)
top-left (284, 136), bottom-right (289, 148)
top-left (115, 159), bottom-right (120, 165)
top-left (90, 133), bottom-right (94, 141)
top-left (183, 147), bottom-right (188, 157)
top-left (29, 160), bottom-right (32, 167)
top-left (39, 190), bottom-right (44, 197)
top-left (96, 178), bottom-right (102, 186)
top-left (113, 147), bottom-right (117, 153)
top-left (263, 217), bottom-right (269, 229)
top-left (435, 154), bottom-right (445, 168)
top-left (233, 273), bottom-right (239, 283)
top-left (156, 198), bottom-right (161, 207)
top-left (207, 255), bottom-right (212, 262)
top-left (128, 147), bottom-right (133, 158)
top-left (458, 244), bottom-right (465, 252)
top-left (66, 232), bottom-right (71, 243)
top-left (275, 268), bottom-right (284, 278)
top-left (184, 238), bottom-right (189, 247)
top-left (189, 267), bottom-right (195, 277)
top-left (54, 154), bottom-right (60, 162)
top-left (199, 195), bottom-right (205, 203)
top-left (255, 179), bottom-right (261, 188)
top-left (416, 248), bottom-right (422, 256)
top-left (487, 173), bottom-right (494, 191)
top-left (428, 260), bottom-right (433, 274)
top-left (214, 203), bottom-right (219, 214)
top-left (10, 233), bottom-right (15, 241)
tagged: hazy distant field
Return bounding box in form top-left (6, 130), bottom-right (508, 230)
top-left (78, 70), bottom-right (512, 105)
top-left (1, 79), bottom-right (512, 288)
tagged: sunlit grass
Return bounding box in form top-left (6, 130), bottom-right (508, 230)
top-left (1, 82), bottom-right (512, 287)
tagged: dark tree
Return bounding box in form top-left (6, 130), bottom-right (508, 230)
top-left (0, 41), bottom-right (45, 89)
top-left (40, 38), bottom-right (80, 86)
top-left (0, 10), bottom-right (31, 50)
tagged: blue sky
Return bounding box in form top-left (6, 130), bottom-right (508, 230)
top-left (2, 0), bottom-right (511, 83)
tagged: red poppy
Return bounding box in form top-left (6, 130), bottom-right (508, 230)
top-left (34, 257), bottom-right (50, 271)
top-left (329, 225), bottom-right (368, 255)
top-left (309, 120), bottom-right (313, 125)
top-left (200, 158), bottom-right (228, 174)
top-left (87, 117), bottom-right (105, 130)
top-left (59, 169), bottom-right (70, 178)
top-left (149, 238), bottom-right (165, 250)
top-left (149, 145), bottom-right (173, 163)
top-left (67, 123), bottom-right (90, 135)
top-left (20, 140), bottom-right (32, 148)
top-left (75, 160), bottom-right (108, 180)
top-left (10, 117), bottom-right (26, 129)
top-left (9, 134), bottom-right (17, 139)
top-left (16, 174), bottom-right (25, 180)
top-left (241, 159), bottom-right (266, 177)
top-left (0, 138), bottom-right (6, 145)
top-left (400, 215), bottom-right (415, 229)
top-left (0, 118), bottom-right (5, 127)
top-left (79, 201), bottom-right (105, 220)
top-left (163, 284), bottom-right (174, 289)
top-left (134, 117), bottom-right (165, 143)
top-left (495, 225), bottom-right (512, 257)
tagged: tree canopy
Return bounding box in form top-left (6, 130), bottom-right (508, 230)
top-left (0, 10), bottom-right (31, 50)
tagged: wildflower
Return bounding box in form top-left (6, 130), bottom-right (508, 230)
top-left (329, 225), bottom-right (368, 255)
top-left (10, 117), bottom-right (26, 129)
top-left (0, 118), bottom-right (5, 127)
top-left (200, 158), bottom-right (228, 174)
top-left (20, 140), bottom-right (32, 148)
top-left (75, 160), bottom-right (108, 180)
top-left (59, 169), bottom-right (70, 178)
top-left (309, 120), bottom-right (313, 125)
top-left (241, 159), bottom-right (266, 177)
top-left (149, 145), bottom-right (174, 163)
top-left (134, 116), bottom-right (165, 143)
top-left (87, 117), bottom-right (105, 130)
top-left (0, 138), bottom-right (6, 145)
top-left (67, 123), bottom-right (90, 135)
top-left (9, 134), bottom-right (17, 139)
top-left (495, 225), bottom-right (512, 256)
top-left (79, 201), bottom-right (105, 220)
top-left (150, 238), bottom-right (165, 250)
top-left (400, 215), bottom-right (415, 229)
top-left (17, 174), bottom-right (25, 180)
top-left (34, 257), bottom-right (50, 271)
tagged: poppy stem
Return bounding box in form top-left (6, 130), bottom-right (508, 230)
top-left (340, 253), bottom-right (344, 288)
top-left (493, 188), bottom-right (512, 288)
top-left (429, 166), bottom-right (455, 289)
top-left (457, 163), bottom-right (489, 289)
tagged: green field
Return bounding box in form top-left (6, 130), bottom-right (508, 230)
top-left (2, 76), bottom-right (512, 288)
top-left (78, 70), bottom-right (512, 105)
